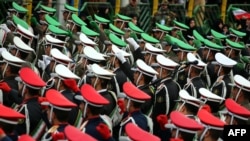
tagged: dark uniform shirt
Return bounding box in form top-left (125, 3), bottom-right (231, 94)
top-left (16, 97), bottom-right (44, 136)
top-left (98, 89), bottom-right (117, 118)
top-left (184, 76), bottom-right (207, 98)
top-left (152, 77), bottom-right (180, 140)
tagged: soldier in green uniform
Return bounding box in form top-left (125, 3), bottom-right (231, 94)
top-left (120, 0), bottom-right (140, 26)
top-left (151, 0), bottom-right (176, 27)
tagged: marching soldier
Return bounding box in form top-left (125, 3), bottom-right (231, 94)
top-left (14, 67), bottom-right (47, 140)
top-left (118, 57), bottom-right (158, 116)
top-left (41, 89), bottom-right (77, 140)
top-left (183, 52), bottom-right (207, 98)
top-left (172, 38), bottom-right (196, 88)
top-left (49, 64), bottom-right (82, 127)
top-left (107, 45), bottom-right (130, 97)
top-left (86, 63), bottom-right (117, 119)
top-left (76, 84), bottom-right (115, 141)
top-left (118, 82), bottom-right (153, 140)
top-left (42, 89), bottom-right (76, 140)
top-left (152, 54), bottom-right (180, 140)
top-left (210, 52), bottom-right (237, 108)
top-left (0, 50), bottom-right (25, 107)
top-left (199, 39), bottom-right (223, 87)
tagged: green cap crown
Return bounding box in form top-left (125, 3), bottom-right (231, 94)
top-left (13, 15), bottom-right (29, 29)
top-left (94, 14), bottom-right (110, 24)
top-left (12, 2), bottom-right (28, 13)
top-left (81, 25), bottom-right (99, 36)
top-left (173, 20), bottom-right (189, 30)
top-left (155, 23), bottom-right (172, 32)
top-left (164, 35), bottom-right (175, 45)
top-left (128, 22), bottom-right (144, 33)
top-left (193, 30), bottom-right (205, 42)
top-left (64, 3), bottom-right (78, 12)
top-left (109, 23), bottom-right (125, 35)
top-left (229, 28), bottom-right (246, 37)
top-left (45, 14), bottom-right (61, 26)
top-left (211, 29), bottom-right (227, 39)
top-left (40, 5), bottom-right (56, 13)
top-left (109, 33), bottom-right (127, 47)
top-left (48, 25), bottom-right (69, 36)
top-left (141, 33), bottom-right (159, 44)
top-left (173, 38), bottom-right (196, 51)
top-left (115, 14), bottom-right (132, 21)
top-left (71, 14), bottom-right (86, 26)
top-left (203, 39), bottom-right (223, 51)
top-left (226, 39), bottom-right (245, 50)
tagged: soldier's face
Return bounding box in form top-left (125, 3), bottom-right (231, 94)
top-left (144, 53), bottom-right (151, 64)
top-left (39, 13), bottom-right (46, 21)
top-left (45, 45), bottom-right (51, 55)
top-left (130, 0), bottom-right (137, 6)
top-left (202, 48), bottom-right (209, 61)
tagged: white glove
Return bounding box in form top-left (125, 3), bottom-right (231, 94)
top-left (0, 24), bottom-right (11, 33)
top-left (126, 37), bottom-right (139, 50)
top-left (115, 51), bottom-right (126, 64)
top-left (42, 55), bottom-right (51, 67)
top-left (38, 60), bottom-right (46, 71)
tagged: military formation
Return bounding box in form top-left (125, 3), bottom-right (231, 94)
top-left (0, 1), bottom-right (249, 141)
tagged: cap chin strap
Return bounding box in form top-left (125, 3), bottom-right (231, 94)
top-left (136, 72), bottom-right (142, 86)
top-left (177, 101), bottom-right (185, 112)
top-left (205, 49), bottom-right (211, 61)
top-left (226, 48), bottom-right (233, 57)
top-left (188, 65), bottom-right (192, 78)
top-left (2, 62), bottom-right (8, 78)
top-left (126, 99), bottom-right (131, 112)
top-left (83, 103), bottom-right (88, 118)
top-left (49, 106), bottom-right (54, 123)
top-left (56, 78), bottom-right (62, 90)
top-left (234, 87), bottom-right (242, 102)
top-left (181, 51), bottom-right (184, 61)
top-left (21, 85), bottom-right (26, 97)
top-left (217, 66), bottom-right (222, 77)
top-left (93, 77), bottom-right (99, 89)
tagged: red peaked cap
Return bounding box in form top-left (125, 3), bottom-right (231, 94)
top-left (170, 111), bottom-right (203, 131)
top-left (123, 82), bottom-right (151, 101)
top-left (0, 104), bottom-right (25, 121)
top-left (19, 67), bottom-right (46, 88)
top-left (80, 84), bottom-right (109, 106)
top-left (225, 98), bottom-right (250, 118)
top-left (18, 134), bottom-right (35, 141)
top-left (125, 123), bottom-right (160, 141)
top-left (198, 109), bottom-right (225, 128)
top-left (65, 125), bottom-right (97, 141)
top-left (45, 89), bottom-right (76, 108)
